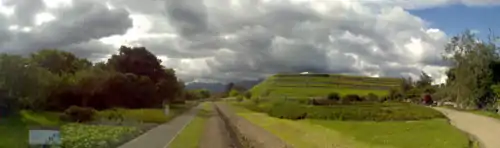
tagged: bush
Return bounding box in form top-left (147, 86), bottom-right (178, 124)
top-left (267, 101), bottom-right (307, 120)
top-left (244, 92), bottom-right (252, 99)
top-left (327, 92), bottom-right (340, 101)
top-left (310, 98), bottom-right (337, 106)
top-left (61, 106), bottom-right (96, 123)
top-left (365, 93), bottom-right (379, 102)
top-left (306, 103), bottom-right (445, 121)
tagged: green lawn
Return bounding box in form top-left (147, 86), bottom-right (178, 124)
top-left (311, 119), bottom-right (469, 148)
top-left (168, 102), bottom-right (212, 148)
top-left (0, 103), bottom-right (196, 147)
top-left (231, 105), bottom-right (470, 148)
top-left (0, 116), bottom-right (29, 148)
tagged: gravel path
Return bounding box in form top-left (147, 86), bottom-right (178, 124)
top-left (199, 103), bottom-right (236, 148)
top-left (434, 107), bottom-right (500, 148)
top-left (119, 105), bottom-right (200, 148)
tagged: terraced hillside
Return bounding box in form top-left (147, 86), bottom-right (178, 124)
top-left (250, 73), bottom-right (402, 99)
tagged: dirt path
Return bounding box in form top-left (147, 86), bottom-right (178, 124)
top-left (434, 107), bottom-right (500, 148)
top-left (199, 103), bottom-right (237, 148)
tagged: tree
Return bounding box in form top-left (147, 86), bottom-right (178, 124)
top-left (107, 46), bottom-right (167, 83)
top-left (443, 31), bottom-right (498, 108)
top-left (107, 46), bottom-right (181, 103)
top-left (229, 89), bottom-right (240, 97)
top-left (0, 54), bottom-right (59, 110)
top-left (225, 82), bottom-right (234, 96)
top-left (30, 49), bottom-right (91, 75)
top-left (416, 72), bottom-right (432, 88)
top-left (199, 89), bottom-right (211, 99)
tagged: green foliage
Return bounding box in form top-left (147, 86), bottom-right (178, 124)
top-left (340, 94), bottom-right (362, 104)
top-left (443, 31), bottom-right (498, 108)
top-left (310, 98), bottom-right (337, 106)
top-left (365, 93), bottom-right (379, 102)
top-left (244, 91), bottom-right (252, 99)
top-left (229, 89), bottom-right (240, 97)
top-left (327, 92), bottom-right (340, 101)
top-left (267, 101), bottom-right (307, 120)
top-left (61, 123), bottom-right (139, 148)
top-left (240, 101), bottom-right (444, 121)
top-left (61, 106), bottom-right (96, 123)
top-left (30, 49), bottom-right (91, 75)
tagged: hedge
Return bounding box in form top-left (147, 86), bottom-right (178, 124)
top-left (239, 101), bottom-right (444, 121)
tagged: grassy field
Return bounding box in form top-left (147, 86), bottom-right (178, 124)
top-left (168, 102), bottom-right (212, 148)
top-left (0, 103), bottom-right (195, 147)
top-left (250, 74), bottom-right (401, 99)
top-left (231, 104), bottom-right (470, 148)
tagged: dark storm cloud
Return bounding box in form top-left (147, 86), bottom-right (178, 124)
top-left (0, 0), bottom-right (457, 83)
top-left (1, 0), bottom-right (45, 26)
top-left (0, 0), bottom-right (133, 59)
top-left (164, 0), bottom-right (211, 38)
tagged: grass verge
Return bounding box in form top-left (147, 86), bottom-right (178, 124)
top-left (311, 119), bottom-right (469, 148)
top-left (230, 104), bottom-right (470, 148)
top-left (168, 102), bottom-right (212, 148)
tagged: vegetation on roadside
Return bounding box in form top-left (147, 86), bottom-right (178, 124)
top-left (168, 102), bottom-right (212, 148)
top-left (231, 105), bottom-right (468, 148)
top-left (237, 100), bottom-right (444, 121)
top-left (61, 124), bottom-right (139, 148)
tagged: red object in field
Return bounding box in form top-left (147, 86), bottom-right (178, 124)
top-left (423, 94), bottom-right (433, 105)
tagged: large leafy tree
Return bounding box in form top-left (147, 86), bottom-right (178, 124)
top-left (443, 31), bottom-right (498, 108)
top-left (30, 49), bottom-right (92, 75)
top-left (107, 46), bottom-right (181, 103)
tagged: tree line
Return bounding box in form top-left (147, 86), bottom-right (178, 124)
top-left (0, 46), bottom-right (198, 113)
top-left (392, 31), bottom-right (500, 110)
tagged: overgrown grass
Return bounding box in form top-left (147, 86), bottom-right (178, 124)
top-left (168, 102), bottom-right (212, 148)
top-left (236, 101), bottom-right (445, 121)
top-left (231, 105), bottom-right (470, 148)
top-left (97, 103), bottom-right (196, 123)
top-left (0, 103), bottom-right (196, 147)
top-left (231, 105), bottom-right (386, 148)
top-left (311, 119), bottom-right (469, 148)
top-left (0, 116), bottom-right (29, 148)
top-left (61, 123), bottom-right (139, 148)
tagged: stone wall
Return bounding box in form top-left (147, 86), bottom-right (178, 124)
top-left (214, 103), bottom-right (293, 148)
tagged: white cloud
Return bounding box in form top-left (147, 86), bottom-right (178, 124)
top-left (2, 0), bottom-right (490, 83)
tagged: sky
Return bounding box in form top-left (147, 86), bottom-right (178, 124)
top-left (0, 0), bottom-right (499, 84)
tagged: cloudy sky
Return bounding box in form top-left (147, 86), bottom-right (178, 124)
top-left (0, 0), bottom-right (499, 84)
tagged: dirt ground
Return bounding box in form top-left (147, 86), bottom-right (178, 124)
top-left (434, 107), bottom-right (500, 148)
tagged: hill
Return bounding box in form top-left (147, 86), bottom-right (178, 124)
top-left (185, 79), bottom-right (263, 93)
top-left (249, 73), bottom-right (402, 99)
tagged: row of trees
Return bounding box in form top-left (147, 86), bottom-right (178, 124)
top-left (390, 31), bottom-right (500, 110)
top-left (0, 46), bottom-right (186, 112)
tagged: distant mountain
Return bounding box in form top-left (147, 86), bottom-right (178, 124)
top-left (185, 79), bottom-right (264, 93)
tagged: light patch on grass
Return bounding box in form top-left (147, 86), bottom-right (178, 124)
top-left (310, 119), bottom-right (469, 148)
top-left (231, 106), bottom-right (389, 148)
top-left (168, 102), bottom-right (212, 148)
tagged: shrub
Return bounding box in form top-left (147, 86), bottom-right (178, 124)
top-left (236, 96), bottom-right (244, 102)
top-left (267, 102), bottom-right (307, 120)
top-left (305, 103), bottom-right (445, 121)
top-left (61, 106), bottom-right (96, 123)
top-left (365, 93), bottom-right (379, 102)
top-left (310, 98), bottom-right (337, 106)
top-left (244, 92), bottom-right (252, 99)
top-left (327, 92), bottom-right (340, 101)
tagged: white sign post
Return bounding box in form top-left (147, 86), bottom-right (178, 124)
top-left (164, 104), bottom-right (170, 116)
top-left (29, 128), bottom-right (61, 147)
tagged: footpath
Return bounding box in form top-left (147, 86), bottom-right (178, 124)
top-left (119, 105), bottom-right (200, 148)
top-left (434, 107), bottom-right (500, 148)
